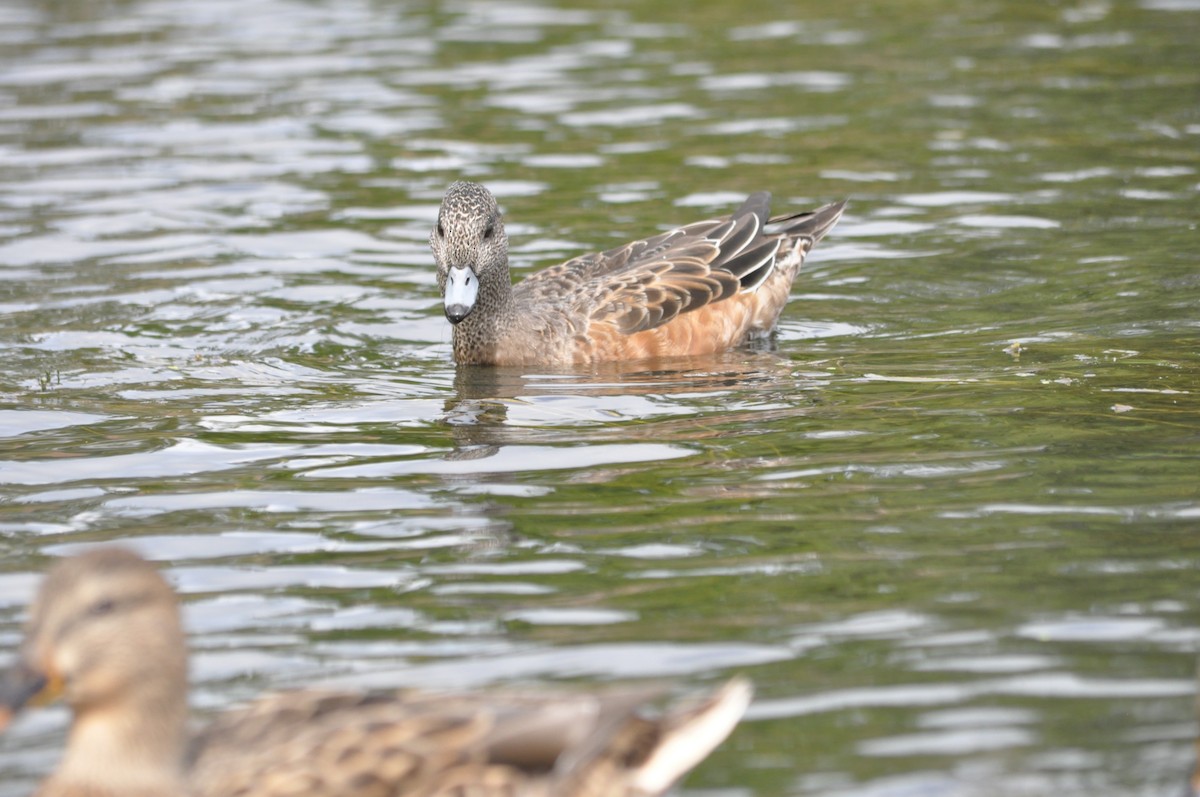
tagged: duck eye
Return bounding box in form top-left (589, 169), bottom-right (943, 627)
top-left (483, 223), bottom-right (494, 240)
top-left (436, 222), bottom-right (445, 238)
top-left (90, 598), bottom-right (116, 617)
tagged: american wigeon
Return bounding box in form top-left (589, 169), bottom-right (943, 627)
top-left (431, 182), bottom-right (846, 366)
top-left (0, 547), bottom-right (752, 797)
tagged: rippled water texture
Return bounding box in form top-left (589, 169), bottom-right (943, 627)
top-left (1, 0), bottom-right (1199, 794)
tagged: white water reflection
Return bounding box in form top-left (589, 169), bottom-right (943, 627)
top-left (750, 674), bottom-right (1193, 721)
top-left (334, 641), bottom-right (794, 690)
top-left (306, 442), bottom-right (692, 477)
top-left (0, 410), bottom-right (111, 436)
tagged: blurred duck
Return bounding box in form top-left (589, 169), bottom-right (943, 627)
top-left (431, 181), bottom-right (845, 366)
top-left (0, 547), bottom-right (751, 797)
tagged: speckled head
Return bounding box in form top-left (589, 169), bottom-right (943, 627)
top-left (2, 547), bottom-right (187, 720)
top-left (430, 181), bottom-right (509, 324)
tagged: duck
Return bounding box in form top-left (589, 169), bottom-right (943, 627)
top-left (0, 547), bottom-right (752, 797)
top-left (431, 182), bottom-right (846, 366)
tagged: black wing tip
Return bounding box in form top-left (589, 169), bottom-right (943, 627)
top-left (734, 191), bottom-right (773, 224)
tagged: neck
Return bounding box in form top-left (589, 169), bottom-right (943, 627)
top-left (452, 262), bottom-right (514, 364)
top-left (55, 691), bottom-right (188, 796)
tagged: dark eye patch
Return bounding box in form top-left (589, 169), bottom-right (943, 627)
top-left (84, 591), bottom-right (151, 622)
top-left (483, 223), bottom-right (494, 240)
top-left (54, 592), bottom-right (150, 646)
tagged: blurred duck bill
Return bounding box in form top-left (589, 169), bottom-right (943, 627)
top-left (0, 660), bottom-right (52, 731)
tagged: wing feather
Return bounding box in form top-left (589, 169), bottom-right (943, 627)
top-left (186, 686), bottom-right (688, 797)
top-left (719, 240), bottom-right (781, 292)
top-left (516, 192), bottom-right (832, 338)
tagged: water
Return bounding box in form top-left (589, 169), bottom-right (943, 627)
top-left (1, 0), bottom-right (1198, 794)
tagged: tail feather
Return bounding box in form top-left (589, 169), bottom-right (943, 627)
top-left (631, 678), bottom-right (753, 795)
top-left (553, 678), bottom-right (752, 797)
top-left (769, 199), bottom-right (848, 250)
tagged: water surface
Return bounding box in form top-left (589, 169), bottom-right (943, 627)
top-left (1, 0), bottom-right (1198, 795)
